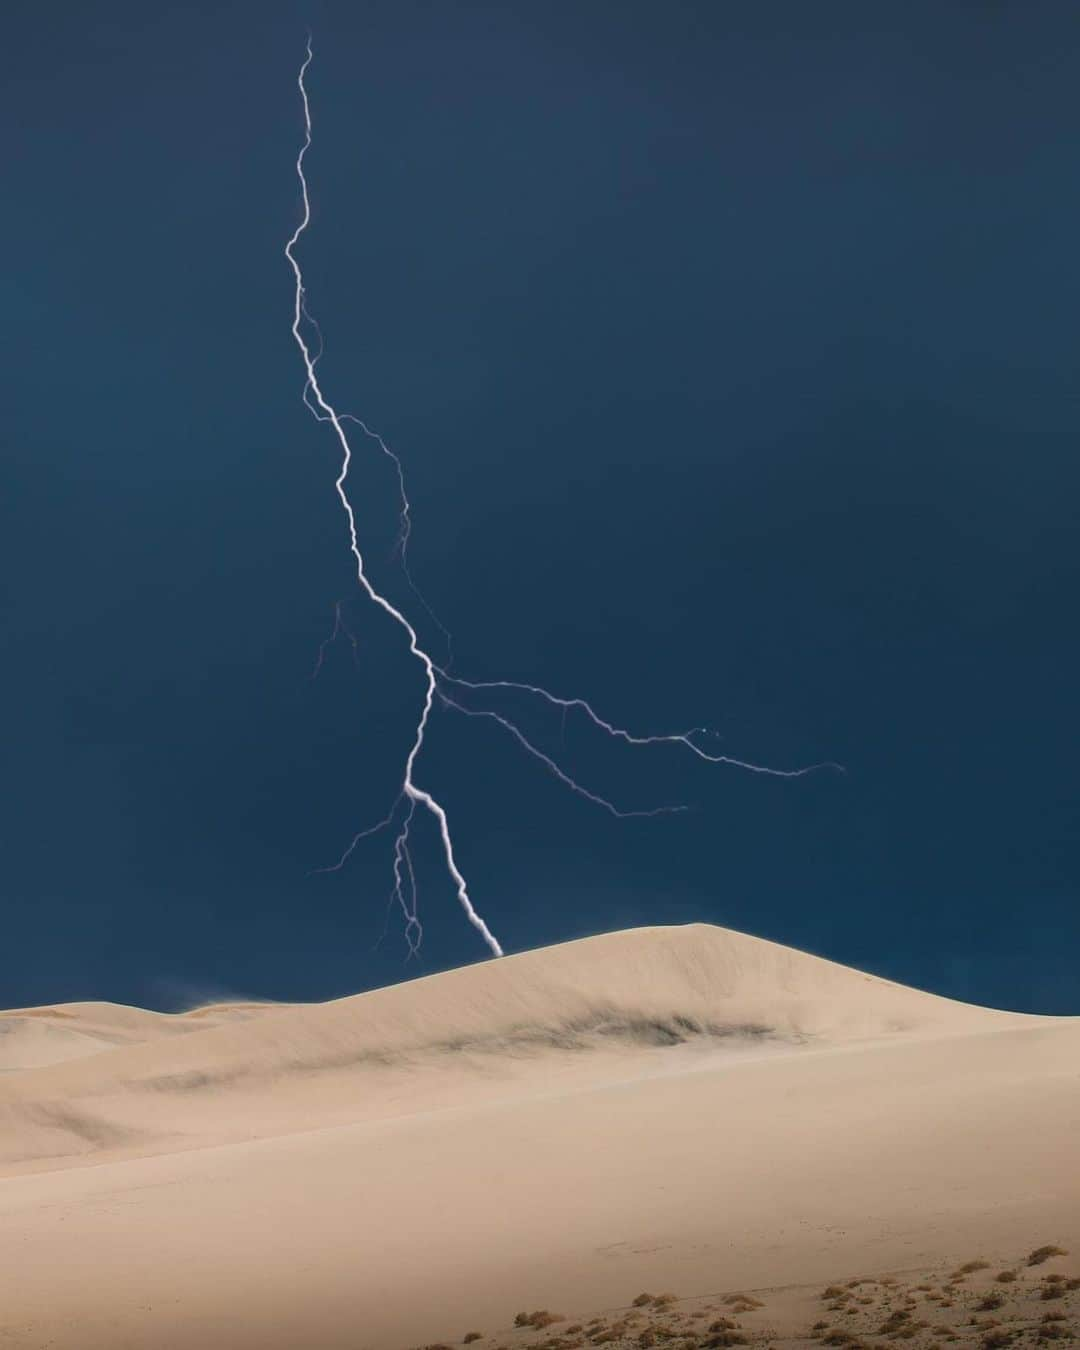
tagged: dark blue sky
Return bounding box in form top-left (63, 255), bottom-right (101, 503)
top-left (3, 2), bottom-right (1078, 1014)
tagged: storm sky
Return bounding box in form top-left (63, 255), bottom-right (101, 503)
top-left (3, 1), bottom-right (1078, 1012)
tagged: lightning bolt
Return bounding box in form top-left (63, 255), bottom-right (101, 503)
top-left (286, 38), bottom-right (502, 958)
top-left (286, 37), bottom-right (838, 960)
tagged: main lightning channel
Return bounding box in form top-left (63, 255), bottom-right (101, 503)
top-left (285, 38), bottom-right (503, 958)
top-left (287, 38), bottom-right (837, 960)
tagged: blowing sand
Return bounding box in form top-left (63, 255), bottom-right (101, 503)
top-left (0, 923), bottom-right (1076, 1349)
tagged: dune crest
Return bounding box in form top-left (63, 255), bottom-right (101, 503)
top-left (0, 924), bottom-right (1035, 1168)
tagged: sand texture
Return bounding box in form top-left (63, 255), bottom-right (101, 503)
top-left (0, 923), bottom-right (1076, 1349)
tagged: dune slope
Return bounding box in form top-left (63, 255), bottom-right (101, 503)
top-left (0, 923), bottom-right (1075, 1350)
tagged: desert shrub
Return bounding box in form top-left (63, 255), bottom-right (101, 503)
top-left (633, 1295), bottom-right (655, 1308)
top-left (879, 1310), bottom-right (912, 1332)
top-left (812, 1322), bottom-right (829, 1332)
top-left (982, 1333), bottom-right (1014, 1350)
top-left (1040, 1286), bottom-right (1064, 1302)
top-left (978, 1294), bottom-right (1005, 1311)
top-left (1028, 1247), bottom-right (1067, 1267)
top-left (954, 1261), bottom-right (991, 1277)
top-left (821, 1332), bottom-right (862, 1348)
top-left (463, 1336), bottom-right (483, 1345)
top-left (995, 1271), bottom-right (1018, 1284)
top-left (1037, 1326), bottom-right (1067, 1342)
top-left (822, 1287), bottom-right (847, 1301)
top-left (566, 1327), bottom-right (583, 1335)
top-left (514, 1311), bottom-right (564, 1329)
top-left (652, 1295), bottom-right (678, 1309)
top-left (705, 1333), bottom-right (747, 1348)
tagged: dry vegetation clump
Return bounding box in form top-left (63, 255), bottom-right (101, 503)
top-left (995, 1271), bottom-right (1018, 1284)
top-left (981, 1332), bottom-right (1014, 1350)
top-left (514, 1311), bottom-right (564, 1329)
top-left (978, 1293), bottom-right (1006, 1312)
top-left (463, 1336), bottom-right (483, 1345)
top-left (722, 1295), bottom-right (764, 1313)
top-left (877, 1308), bottom-right (926, 1340)
top-left (1028, 1248), bottom-right (1068, 1267)
top-left (633, 1295), bottom-right (655, 1308)
top-left (953, 1261), bottom-right (991, 1279)
top-left (822, 1287), bottom-right (848, 1301)
top-left (637, 1327), bottom-right (679, 1346)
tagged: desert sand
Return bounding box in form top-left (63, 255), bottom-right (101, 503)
top-left (0, 923), bottom-right (1076, 1350)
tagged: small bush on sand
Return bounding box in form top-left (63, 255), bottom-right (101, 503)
top-left (879, 1310), bottom-right (912, 1333)
top-left (981, 1333), bottom-right (1014, 1350)
top-left (651, 1294), bottom-right (677, 1309)
top-left (978, 1294), bottom-right (1005, 1311)
top-left (1028, 1247), bottom-right (1067, 1267)
top-left (954, 1262), bottom-right (990, 1278)
top-left (463, 1336), bottom-right (482, 1345)
top-left (822, 1287), bottom-right (847, 1301)
top-left (632, 1295), bottom-right (654, 1307)
top-left (706, 1333), bottom-right (748, 1347)
top-left (514, 1311), bottom-right (563, 1329)
top-left (995, 1271), bottom-right (1018, 1284)
top-left (1037, 1326), bottom-right (1067, 1343)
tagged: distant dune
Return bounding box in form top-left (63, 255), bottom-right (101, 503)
top-left (0, 924), bottom-right (1076, 1349)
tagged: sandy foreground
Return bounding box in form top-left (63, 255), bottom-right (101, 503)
top-left (0, 923), bottom-right (1076, 1350)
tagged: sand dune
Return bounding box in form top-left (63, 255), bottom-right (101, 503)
top-left (0, 923), bottom-right (1076, 1349)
